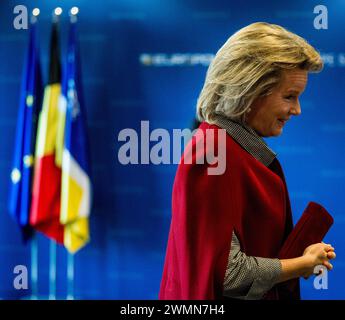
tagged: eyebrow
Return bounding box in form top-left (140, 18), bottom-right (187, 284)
top-left (285, 89), bottom-right (303, 95)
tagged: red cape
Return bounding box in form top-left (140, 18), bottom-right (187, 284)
top-left (159, 122), bottom-right (299, 300)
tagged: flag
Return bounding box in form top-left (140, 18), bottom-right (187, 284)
top-left (60, 19), bottom-right (92, 253)
top-left (9, 20), bottom-right (43, 241)
top-left (29, 21), bottom-right (64, 243)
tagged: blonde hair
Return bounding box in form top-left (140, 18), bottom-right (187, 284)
top-left (197, 22), bottom-right (323, 123)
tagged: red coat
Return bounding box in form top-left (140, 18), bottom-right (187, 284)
top-left (159, 121), bottom-right (299, 300)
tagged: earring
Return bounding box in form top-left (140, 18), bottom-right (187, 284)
top-left (246, 107), bottom-right (252, 113)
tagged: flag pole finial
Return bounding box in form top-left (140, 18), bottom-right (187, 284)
top-left (70, 7), bottom-right (79, 23)
top-left (53, 7), bottom-right (63, 22)
top-left (31, 8), bottom-right (40, 24)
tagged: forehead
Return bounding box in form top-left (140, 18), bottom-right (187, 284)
top-left (279, 69), bottom-right (308, 92)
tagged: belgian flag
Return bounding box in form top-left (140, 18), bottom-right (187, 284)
top-left (29, 20), bottom-right (64, 243)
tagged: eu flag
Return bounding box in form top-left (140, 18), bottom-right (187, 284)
top-left (8, 20), bottom-right (43, 240)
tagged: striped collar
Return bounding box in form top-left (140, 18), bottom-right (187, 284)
top-left (212, 114), bottom-right (277, 167)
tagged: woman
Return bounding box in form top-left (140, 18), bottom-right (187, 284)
top-left (159, 22), bottom-right (336, 300)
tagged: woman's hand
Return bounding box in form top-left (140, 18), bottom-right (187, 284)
top-left (301, 242), bottom-right (336, 279)
top-left (278, 242), bottom-right (336, 283)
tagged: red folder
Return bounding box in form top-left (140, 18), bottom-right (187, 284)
top-left (264, 202), bottom-right (333, 300)
top-left (278, 201), bottom-right (334, 259)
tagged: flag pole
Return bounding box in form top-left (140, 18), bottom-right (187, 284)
top-left (29, 8), bottom-right (40, 301)
top-left (30, 235), bottom-right (38, 299)
top-left (49, 240), bottom-right (57, 300)
top-left (67, 252), bottom-right (74, 300)
top-left (65, 7), bottom-right (79, 301)
top-left (47, 6), bottom-right (63, 302)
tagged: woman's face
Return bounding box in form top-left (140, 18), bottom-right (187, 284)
top-left (246, 69), bottom-right (308, 137)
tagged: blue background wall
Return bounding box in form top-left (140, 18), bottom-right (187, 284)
top-left (0, 0), bottom-right (344, 299)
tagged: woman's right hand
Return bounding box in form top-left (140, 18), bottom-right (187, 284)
top-left (301, 242), bottom-right (336, 279)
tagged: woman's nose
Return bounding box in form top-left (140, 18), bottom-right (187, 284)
top-left (290, 101), bottom-right (301, 116)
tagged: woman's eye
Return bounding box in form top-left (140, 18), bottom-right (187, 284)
top-left (285, 95), bottom-right (296, 100)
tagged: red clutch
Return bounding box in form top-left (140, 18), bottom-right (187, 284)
top-left (264, 202), bottom-right (334, 300)
top-left (278, 201), bottom-right (334, 259)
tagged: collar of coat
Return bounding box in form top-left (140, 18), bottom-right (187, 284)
top-left (211, 114), bottom-right (277, 167)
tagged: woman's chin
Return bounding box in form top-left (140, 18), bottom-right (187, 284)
top-left (257, 126), bottom-right (283, 137)
top-left (269, 127), bottom-right (283, 137)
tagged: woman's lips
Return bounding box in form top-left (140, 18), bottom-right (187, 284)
top-left (278, 119), bottom-right (287, 126)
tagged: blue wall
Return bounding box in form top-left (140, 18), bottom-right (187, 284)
top-left (0, 0), bottom-right (344, 299)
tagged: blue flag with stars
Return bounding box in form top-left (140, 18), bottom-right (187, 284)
top-left (8, 20), bottom-right (43, 240)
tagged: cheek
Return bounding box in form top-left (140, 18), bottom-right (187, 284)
top-left (276, 99), bottom-right (290, 112)
top-left (262, 103), bottom-right (288, 130)
top-left (250, 96), bottom-right (288, 131)
top-left (269, 101), bottom-right (289, 120)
